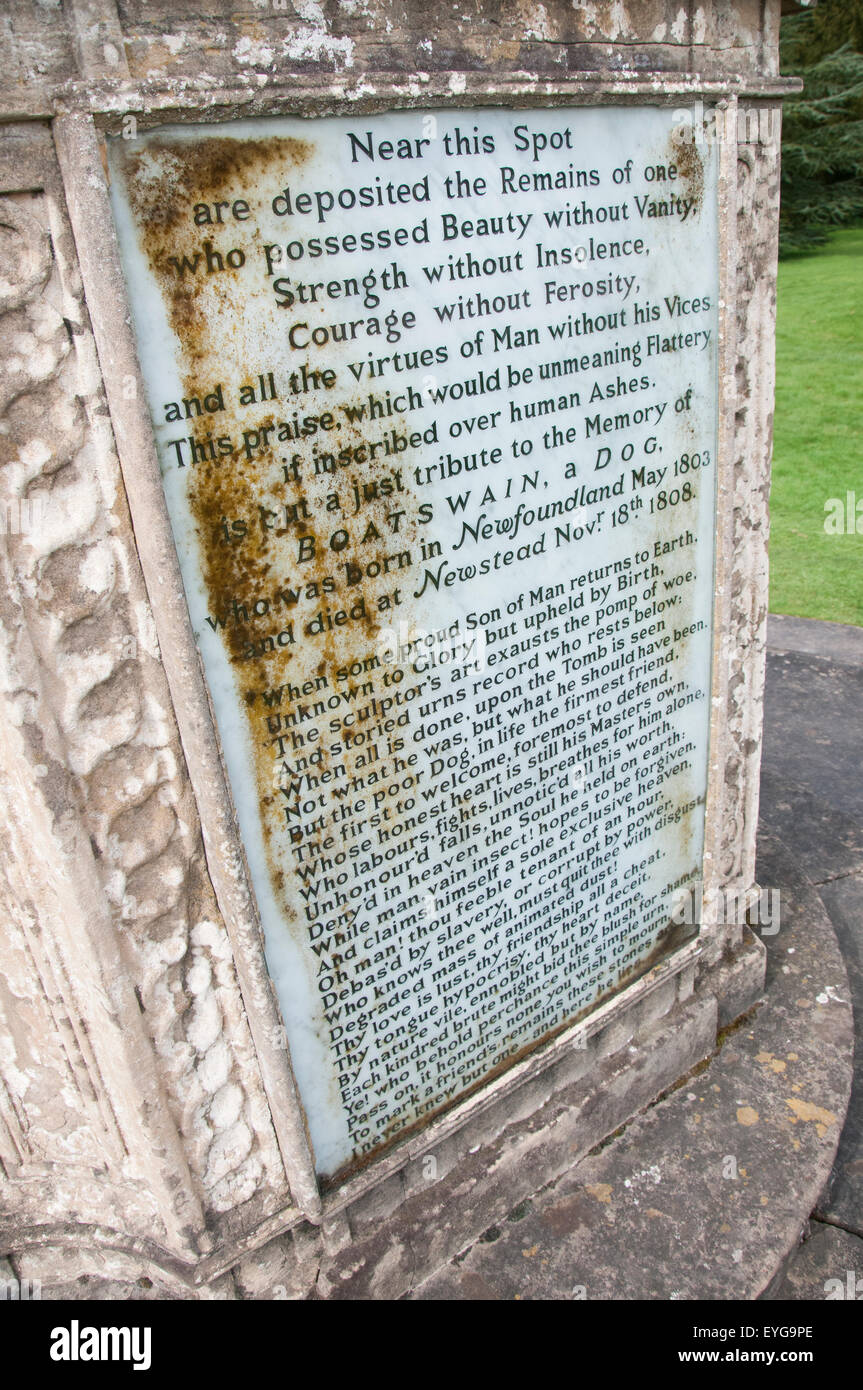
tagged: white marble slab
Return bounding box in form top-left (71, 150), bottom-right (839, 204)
top-left (108, 105), bottom-right (720, 1179)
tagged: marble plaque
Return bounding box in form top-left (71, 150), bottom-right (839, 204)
top-left (108, 105), bottom-right (720, 1179)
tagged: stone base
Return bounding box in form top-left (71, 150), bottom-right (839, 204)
top-left (311, 932), bottom-right (767, 1300)
top-left (4, 928), bottom-right (772, 1299)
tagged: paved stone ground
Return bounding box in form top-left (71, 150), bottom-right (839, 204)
top-left (760, 616), bottom-right (863, 1299)
top-left (412, 615), bottom-right (862, 1301)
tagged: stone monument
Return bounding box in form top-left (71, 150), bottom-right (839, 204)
top-left (0, 1), bottom-right (795, 1298)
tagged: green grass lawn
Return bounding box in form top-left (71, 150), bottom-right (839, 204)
top-left (769, 226), bottom-right (863, 626)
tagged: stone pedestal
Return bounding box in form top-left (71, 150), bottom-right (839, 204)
top-left (0, 1), bottom-right (795, 1298)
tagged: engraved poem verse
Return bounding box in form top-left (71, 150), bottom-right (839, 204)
top-left (109, 106), bottom-right (720, 1178)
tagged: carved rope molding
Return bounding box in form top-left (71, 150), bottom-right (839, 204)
top-left (0, 147), bottom-right (293, 1251)
top-left (0, 191), bottom-right (198, 1249)
top-left (53, 112), bottom-right (322, 1228)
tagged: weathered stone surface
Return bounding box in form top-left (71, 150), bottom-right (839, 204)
top-left (765, 1221), bottom-right (863, 1301)
top-left (717, 104), bottom-right (781, 896)
top-left (1, 1), bottom-right (787, 117)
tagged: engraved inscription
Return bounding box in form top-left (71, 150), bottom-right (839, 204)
top-left (108, 107), bottom-right (720, 1180)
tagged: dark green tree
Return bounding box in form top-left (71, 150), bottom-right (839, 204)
top-left (779, 1), bottom-right (863, 254)
top-left (781, 0), bottom-right (863, 66)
